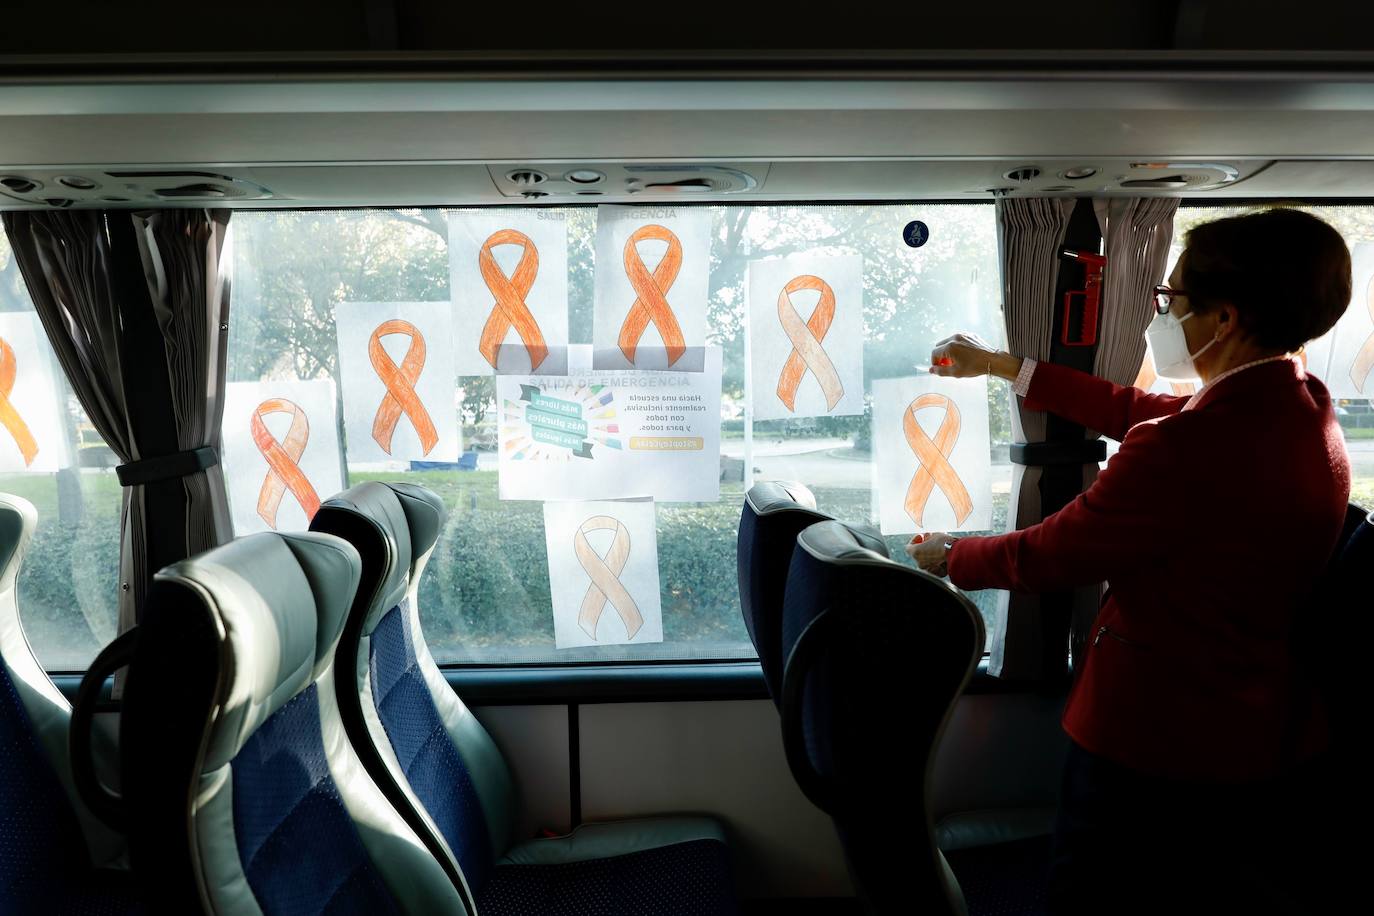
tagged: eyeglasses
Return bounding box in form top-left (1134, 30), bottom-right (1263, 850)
top-left (1153, 285), bottom-right (1187, 315)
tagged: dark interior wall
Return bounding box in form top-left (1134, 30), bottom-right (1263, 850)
top-left (1, 1), bottom-right (1371, 57)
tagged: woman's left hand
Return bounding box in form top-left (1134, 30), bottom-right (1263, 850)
top-left (905, 533), bottom-right (955, 577)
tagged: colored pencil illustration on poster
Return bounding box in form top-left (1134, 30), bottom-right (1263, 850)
top-left (334, 302), bottom-right (459, 464)
top-left (501, 383), bottom-right (623, 461)
top-left (872, 375), bottom-right (992, 535)
top-left (1326, 241), bottom-right (1374, 398)
top-left (543, 499), bottom-right (663, 649)
top-left (748, 253), bottom-right (865, 422)
top-left (221, 380), bottom-right (345, 535)
top-left (593, 206), bottom-right (710, 372)
top-left (0, 312), bottom-right (68, 473)
top-left (449, 211), bottom-right (570, 376)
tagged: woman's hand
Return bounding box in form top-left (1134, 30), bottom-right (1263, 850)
top-left (905, 533), bottom-right (956, 578)
top-left (928, 333), bottom-right (1022, 381)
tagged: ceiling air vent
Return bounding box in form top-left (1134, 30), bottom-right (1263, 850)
top-left (1004, 166), bottom-right (1042, 182)
top-left (506, 170), bottom-right (548, 187)
top-left (1, 176), bottom-right (40, 194)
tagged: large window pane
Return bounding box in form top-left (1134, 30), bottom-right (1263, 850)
top-left (227, 205), bottom-right (1009, 665)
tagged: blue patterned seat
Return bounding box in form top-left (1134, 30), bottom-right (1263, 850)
top-left (115, 530), bottom-right (470, 914)
top-left (0, 493), bottom-right (140, 916)
top-left (312, 482), bottom-right (737, 915)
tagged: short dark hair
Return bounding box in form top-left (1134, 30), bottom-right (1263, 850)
top-left (1181, 208), bottom-right (1351, 352)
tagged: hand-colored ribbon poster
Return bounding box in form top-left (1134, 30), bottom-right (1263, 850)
top-left (593, 206), bottom-right (709, 372)
top-left (902, 394), bottom-right (973, 527)
top-left (250, 398), bottom-right (321, 528)
top-left (1351, 273), bottom-right (1374, 394)
top-left (573, 515), bottom-right (644, 640)
top-left (748, 252), bottom-right (864, 422)
top-left (872, 376), bottom-right (991, 535)
top-left (543, 499), bottom-right (664, 649)
top-left (0, 336), bottom-right (39, 468)
top-left (335, 301), bottom-right (459, 464)
top-left (0, 313), bottom-right (65, 473)
top-left (448, 211), bottom-right (569, 376)
top-left (220, 379), bottom-right (344, 535)
top-left (368, 318), bottom-right (439, 456)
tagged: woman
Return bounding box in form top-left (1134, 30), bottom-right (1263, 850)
top-left (908, 208), bottom-right (1351, 915)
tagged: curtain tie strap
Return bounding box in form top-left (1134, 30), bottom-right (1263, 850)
top-left (116, 446), bottom-right (219, 486)
top-left (1010, 440), bottom-right (1106, 467)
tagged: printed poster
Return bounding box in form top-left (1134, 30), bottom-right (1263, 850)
top-left (221, 380), bottom-right (344, 534)
top-left (748, 253), bottom-right (865, 421)
top-left (1327, 240), bottom-right (1374, 399)
top-left (498, 346), bottom-right (721, 502)
top-left (543, 499), bottom-right (663, 649)
top-left (0, 312), bottom-right (68, 473)
top-left (448, 210), bottom-right (570, 376)
top-left (872, 375), bottom-right (992, 535)
top-left (335, 302), bottom-right (459, 464)
top-left (593, 205), bottom-right (711, 372)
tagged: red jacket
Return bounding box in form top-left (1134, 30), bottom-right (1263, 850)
top-left (948, 358), bottom-right (1351, 782)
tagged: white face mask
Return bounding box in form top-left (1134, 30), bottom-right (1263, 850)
top-left (1146, 309), bottom-right (1219, 381)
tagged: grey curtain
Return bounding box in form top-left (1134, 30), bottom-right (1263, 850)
top-left (1094, 198), bottom-right (1181, 385)
top-left (990, 197), bottom-right (1074, 680)
top-left (2, 209), bottom-right (233, 636)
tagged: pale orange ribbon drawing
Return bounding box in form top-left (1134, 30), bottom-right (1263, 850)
top-left (0, 336), bottom-right (39, 467)
top-left (477, 229), bottom-right (549, 370)
top-left (369, 319), bottom-right (439, 456)
top-left (903, 394), bottom-right (973, 527)
top-left (250, 398), bottom-right (322, 529)
top-left (1133, 352), bottom-right (1196, 397)
top-left (1350, 274), bottom-right (1374, 394)
top-left (619, 224), bottom-right (687, 366)
top-left (574, 515), bottom-right (644, 641)
top-left (776, 275), bottom-right (844, 412)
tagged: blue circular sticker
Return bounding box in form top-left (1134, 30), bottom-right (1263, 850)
top-left (903, 220), bottom-right (930, 248)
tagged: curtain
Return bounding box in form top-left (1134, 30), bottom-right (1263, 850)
top-left (989, 197), bottom-right (1074, 679)
top-left (2, 209), bottom-right (233, 636)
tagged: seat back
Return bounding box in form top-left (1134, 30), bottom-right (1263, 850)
top-left (1, 493), bottom-right (128, 908)
top-left (737, 481), bottom-right (836, 702)
top-left (309, 482), bottom-right (515, 904)
top-left (780, 520), bottom-right (983, 916)
top-left (1321, 510), bottom-right (1373, 757)
top-left (119, 529), bottom-right (467, 915)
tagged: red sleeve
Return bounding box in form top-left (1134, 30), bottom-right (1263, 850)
top-left (947, 419), bottom-right (1178, 593)
top-left (1024, 361), bottom-right (1189, 442)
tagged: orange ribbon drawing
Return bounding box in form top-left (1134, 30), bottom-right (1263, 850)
top-left (0, 336), bottom-right (39, 467)
top-left (619, 224), bottom-right (687, 366)
top-left (776, 274), bottom-right (844, 412)
top-left (574, 515), bottom-right (644, 641)
top-left (250, 398), bottom-right (321, 529)
top-left (1350, 274), bottom-right (1374, 394)
top-left (477, 229), bottom-right (549, 371)
top-left (903, 394), bottom-right (973, 527)
top-left (1133, 352), bottom-right (1195, 397)
top-left (369, 319), bottom-right (439, 456)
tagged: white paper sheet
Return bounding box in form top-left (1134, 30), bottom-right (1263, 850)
top-left (872, 375), bottom-right (992, 535)
top-left (593, 206), bottom-right (711, 372)
top-left (335, 302), bottom-right (459, 464)
top-left (1326, 240), bottom-right (1374, 399)
top-left (748, 253), bottom-right (865, 421)
top-left (0, 312), bottom-right (68, 472)
top-left (221, 380), bottom-right (345, 534)
top-left (543, 499), bottom-right (663, 649)
top-left (448, 210), bottom-right (570, 376)
top-left (498, 346), bottom-right (722, 502)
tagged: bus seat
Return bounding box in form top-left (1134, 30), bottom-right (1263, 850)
top-left (310, 481), bottom-right (738, 916)
top-left (116, 531), bottom-right (468, 914)
top-left (737, 481), bottom-right (886, 703)
top-left (779, 520), bottom-right (982, 916)
top-left (0, 493), bottom-right (138, 915)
